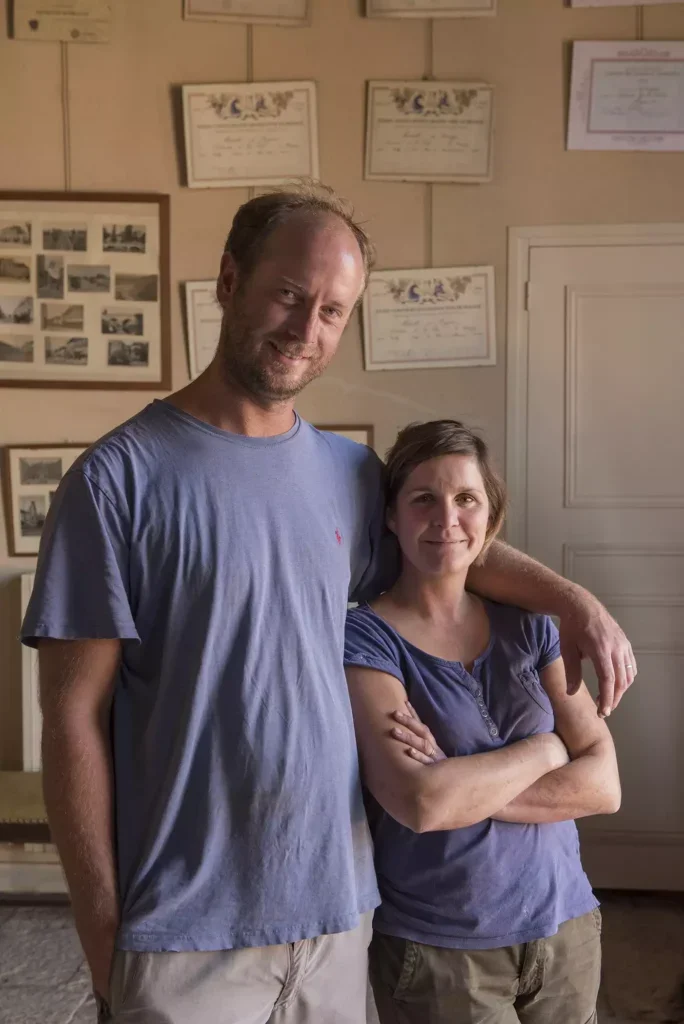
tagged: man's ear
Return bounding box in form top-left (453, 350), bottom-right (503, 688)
top-left (217, 252), bottom-right (239, 308)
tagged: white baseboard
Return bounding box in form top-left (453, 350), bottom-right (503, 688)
top-left (580, 829), bottom-right (684, 891)
top-left (0, 844), bottom-right (67, 895)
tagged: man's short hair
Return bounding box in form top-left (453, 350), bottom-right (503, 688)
top-left (224, 179), bottom-right (375, 289)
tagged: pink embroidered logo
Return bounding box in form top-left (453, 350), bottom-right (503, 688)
top-left (335, 529), bottom-right (343, 546)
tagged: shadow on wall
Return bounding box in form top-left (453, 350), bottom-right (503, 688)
top-left (0, 576), bottom-right (23, 770)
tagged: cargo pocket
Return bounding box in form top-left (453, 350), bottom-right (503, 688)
top-left (393, 940), bottom-right (420, 1000)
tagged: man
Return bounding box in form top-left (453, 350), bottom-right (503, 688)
top-left (22, 182), bottom-right (635, 1024)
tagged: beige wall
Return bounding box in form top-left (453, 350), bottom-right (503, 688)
top-left (1, 0), bottom-right (684, 764)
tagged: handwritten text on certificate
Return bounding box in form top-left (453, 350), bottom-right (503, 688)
top-left (365, 81), bottom-right (493, 182)
top-left (568, 42), bottom-right (684, 151)
top-left (363, 267), bottom-right (496, 371)
top-left (183, 81), bottom-right (319, 188)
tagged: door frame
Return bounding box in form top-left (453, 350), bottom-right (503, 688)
top-left (506, 223), bottom-right (684, 551)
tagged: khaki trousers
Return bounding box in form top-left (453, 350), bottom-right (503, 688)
top-left (369, 910), bottom-right (602, 1024)
top-left (100, 912), bottom-right (374, 1024)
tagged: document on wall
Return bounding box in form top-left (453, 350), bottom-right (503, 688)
top-left (365, 81), bottom-right (494, 182)
top-left (366, 0), bottom-right (495, 17)
top-left (184, 281), bottom-right (222, 379)
top-left (183, 0), bottom-right (309, 25)
top-left (568, 41), bottom-right (684, 151)
top-left (12, 0), bottom-right (112, 41)
top-left (362, 266), bottom-right (496, 371)
top-left (182, 81), bottom-right (319, 189)
top-left (570, 1), bottom-right (681, 7)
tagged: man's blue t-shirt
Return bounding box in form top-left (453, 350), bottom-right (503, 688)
top-left (21, 401), bottom-right (393, 952)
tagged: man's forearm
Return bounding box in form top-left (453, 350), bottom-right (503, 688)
top-left (492, 743), bottom-right (621, 824)
top-left (42, 714), bottom-right (119, 988)
top-left (467, 539), bottom-right (580, 617)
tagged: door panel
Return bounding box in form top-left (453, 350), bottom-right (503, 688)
top-left (525, 241), bottom-right (684, 889)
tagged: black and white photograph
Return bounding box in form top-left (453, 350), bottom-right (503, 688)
top-left (43, 225), bottom-right (88, 252)
top-left (3, 444), bottom-right (87, 555)
top-left (0, 336), bottom-right (33, 362)
top-left (0, 192), bottom-right (168, 387)
top-left (41, 302), bottom-right (85, 332)
top-left (0, 295), bottom-right (33, 324)
top-left (0, 221), bottom-right (31, 246)
top-left (101, 307), bottom-right (143, 336)
top-left (0, 256), bottom-right (31, 282)
top-left (108, 340), bottom-right (150, 367)
top-left (103, 224), bottom-right (146, 253)
top-left (19, 495), bottom-right (47, 537)
top-left (19, 456), bottom-right (64, 486)
top-left (67, 264), bottom-right (111, 293)
top-left (45, 336), bottom-right (88, 365)
top-left (115, 273), bottom-right (158, 302)
top-left (37, 255), bottom-right (64, 299)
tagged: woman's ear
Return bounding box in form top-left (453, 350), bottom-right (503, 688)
top-left (386, 504), bottom-right (397, 536)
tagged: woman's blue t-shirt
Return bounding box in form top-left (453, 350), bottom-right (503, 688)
top-left (344, 600), bottom-right (597, 950)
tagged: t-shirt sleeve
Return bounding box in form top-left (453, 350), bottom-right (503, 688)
top-left (344, 610), bottom-right (405, 687)
top-left (349, 453), bottom-right (399, 605)
top-left (535, 614), bottom-right (561, 673)
top-left (21, 468), bottom-right (140, 648)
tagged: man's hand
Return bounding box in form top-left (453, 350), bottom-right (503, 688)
top-left (558, 588), bottom-right (636, 718)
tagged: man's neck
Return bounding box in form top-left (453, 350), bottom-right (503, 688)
top-left (166, 362), bottom-right (296, 438)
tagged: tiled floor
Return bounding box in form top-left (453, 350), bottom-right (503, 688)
top-left (1, 895), bottom-right (682, 1023)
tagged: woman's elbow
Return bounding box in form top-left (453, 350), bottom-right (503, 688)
top-left (409, 792), bottom-right (475, 833)
top-left (386, 790), bottom-right (445, 834)
top-left (602, 783), bottom-right (622, 815)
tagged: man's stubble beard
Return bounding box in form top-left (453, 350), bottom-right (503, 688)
top-left (218, 303), bottom-right (331, 403)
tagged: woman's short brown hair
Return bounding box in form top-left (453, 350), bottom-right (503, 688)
top-left (385, 420), bottom-right (507, 560)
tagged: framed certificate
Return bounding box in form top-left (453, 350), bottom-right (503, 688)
top-left (183, 0), bottom-right (309, 25)
top-left (570, 1), bottom-right (680, 6)
top-left (568, 41), bottom-right (684, 152)
top-left (182, 81), bottom-right (319, 189)
top-left (367, 0), bottom-right (495, 16)
top-left (184, 280), bottom-right (222, 379)
top-left (365, 81), bottom-right (494, 183)
top-left (362, 266), bottom-right (496, 371)
top-left (0, 191), bottom-right (170, 389)
top-left (11, 0), bottom-right (112, 41)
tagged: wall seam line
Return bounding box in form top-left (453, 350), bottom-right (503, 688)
top-left (60, 42), bottom-right (72, 191)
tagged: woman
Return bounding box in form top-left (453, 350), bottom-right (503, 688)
top-left (344, 420), bottom-right (620, 1024)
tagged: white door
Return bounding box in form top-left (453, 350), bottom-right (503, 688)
top-left (508, 227), bottom-right (684, 890)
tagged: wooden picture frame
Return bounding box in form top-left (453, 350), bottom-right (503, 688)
top-left (316, 425), bottom-right (375, 450)
top-left (0, 191), bottom-right (171, 389)
top-left (2, 443), bottom-right (89, 556)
